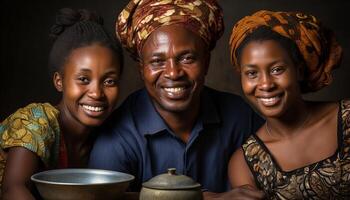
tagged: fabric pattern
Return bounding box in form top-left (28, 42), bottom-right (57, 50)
top-left (229, 10), bottom-right (343, 92)
top-left (242, 100), bottom-right (350, 199)
top-left (116, 0), bottom-right (224, 60)
top-left (0, 103), bottom-right (60, 190)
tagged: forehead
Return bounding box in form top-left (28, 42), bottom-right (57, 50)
top-left (141, 25), bottom-right (206, 57)
top-left (240, 40), bottom-right (292, 64)
top-left (63, 44), bottom-right (120, 72)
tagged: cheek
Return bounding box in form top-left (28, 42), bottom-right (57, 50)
top-left (63, 80), bottom-right (82, 98)
top-left (142, 67), bottom-right (162, 84)
top-left (105, 87), bottom-right (119, 104)
top-left (241, 77), bottom-right (255, 95)
top-left (186, 66), bottom-right (206, 81)
top-left (278, 74), bottom-right (299, 91)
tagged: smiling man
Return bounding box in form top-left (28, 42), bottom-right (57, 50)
top-left (89, 0), bottom-right (264, 199)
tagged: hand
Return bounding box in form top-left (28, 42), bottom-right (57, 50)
top-left (203, 185), bottom-right (265, 200)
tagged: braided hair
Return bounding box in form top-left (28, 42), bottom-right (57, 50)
top-left (48, 8), bottom-right (123, 76)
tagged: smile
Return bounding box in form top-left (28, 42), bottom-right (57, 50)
top-left (257, 95), bottom-right (282, 106)
top-left (164, 87), bottom-right (186, 93)
top-left (81, 104), bottom-right (106, 112)
top-left (161, 86), bottom-right (191, 99)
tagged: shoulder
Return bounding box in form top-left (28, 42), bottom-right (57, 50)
top-left (0, 103), bottom-right (59, 129)
top-left (341, 99), bottom-right (350, 114)
top-left (241, 135), bottom-right (260, 157)
top-left (341, 99), bottom-right (350, 136)
top-left (228, 144), bottom-right (257, 188)
top-left (0, 103), bottom-right (59, 165)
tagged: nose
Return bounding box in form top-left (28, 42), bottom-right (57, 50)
top-left (164, 59), bottom-right (184, 80)
top-left (258, 73), bottom-right (276, 91)
top-left (87, 82), bottom-right (105, 99)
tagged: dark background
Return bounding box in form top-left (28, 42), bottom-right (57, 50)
top-left (1, 0), bottom-right (349, 120)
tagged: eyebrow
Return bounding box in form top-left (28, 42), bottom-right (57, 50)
top-left (241, 64), bottom-right (257, 68)
top-left (149, 52), bottom-right (164, 57)
top-left (78, 68), bottom-right (92, 72)
top-left (242, 60), bottom-right (287, 68)
top-left (149, 49), bottom-right (196, 57)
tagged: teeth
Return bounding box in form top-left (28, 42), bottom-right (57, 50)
top-left (82, 105), bottom-right (105, 112)
top-left (258, 96), bottom-right (281, 106)
top-left (164, 87), bottom-right (185, 93)
top-left (259, 97), bottom-right (278, 102)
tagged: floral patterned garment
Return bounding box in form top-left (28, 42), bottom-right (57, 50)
top-left (242, 100), bottom-right (350, 199)
top-left (0, 103), bottom-right (61, 192)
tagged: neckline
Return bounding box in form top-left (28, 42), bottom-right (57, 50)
top-left (253, 101), bottom-right (344, 175)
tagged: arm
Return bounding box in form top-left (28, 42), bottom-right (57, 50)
top-left (202, 148), bottom-right (263, 200)
top-left (229, 148), bottom-right (257, 188)
top-left (2, 147), bottom-right (40, 200)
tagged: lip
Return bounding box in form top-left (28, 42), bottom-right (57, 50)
top-left (256, 93), bottom-right (283, 107)
top-left (79, 103), bottom-right (109, 118)
top-left (159, 82), bottom-right (192, 100)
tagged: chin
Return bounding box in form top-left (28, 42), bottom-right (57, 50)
top-left (158, 100), bottom-right (193, 113)
top-left (258, 105), bottom-right (286, 118)
top-left (80, 117), bottom-right (106, 127)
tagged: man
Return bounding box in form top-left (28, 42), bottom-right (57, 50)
top-left (89, 0), bottom-right (264, 199)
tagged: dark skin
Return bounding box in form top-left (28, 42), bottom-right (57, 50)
top-left (140, 25), bottom-right (207, 142)
top-left (229, 40), bottom-right (338, 190)
top-left (2, 43), bottom-right (121, 199)
top-left (140, 25), bottom-right (264, 200)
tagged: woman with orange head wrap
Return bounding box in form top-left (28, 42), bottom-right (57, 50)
top-left (228, 10), bottom-right (349, 199)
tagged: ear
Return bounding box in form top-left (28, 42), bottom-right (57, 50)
top-left (53, 72), bottom-right (63, 92)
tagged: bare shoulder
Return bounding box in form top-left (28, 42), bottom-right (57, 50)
top-left (228, 148), bottom-right (257, 188)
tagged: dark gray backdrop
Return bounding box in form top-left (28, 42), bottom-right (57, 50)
top-left (1, 0), bottom-right (349, 120)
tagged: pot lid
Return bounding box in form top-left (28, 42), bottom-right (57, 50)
top-left (142, 168), bottom-right (201, 190)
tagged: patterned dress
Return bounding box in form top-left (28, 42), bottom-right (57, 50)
top-left (0, 103), bottom-right (61, 194)
top-left (242, 100), bottom-right (350, 199)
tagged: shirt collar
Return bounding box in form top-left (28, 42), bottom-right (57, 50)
top-left (135, 87), bottom-right (221, 136)
top-left (135, 89), bottom-right (169, 135)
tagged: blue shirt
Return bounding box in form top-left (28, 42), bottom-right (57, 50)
top-left (89, 87), bottom-right (263, 192)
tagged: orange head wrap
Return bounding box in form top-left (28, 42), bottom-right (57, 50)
top-left (229, 10), bottom-right (342, 92)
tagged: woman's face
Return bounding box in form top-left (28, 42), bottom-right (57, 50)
top-left (239, 40), bottom-right (302, 118)
top-left (54, 43), bottom-right (121, 127)
top-left (140, 25), bottom-right (210, 114)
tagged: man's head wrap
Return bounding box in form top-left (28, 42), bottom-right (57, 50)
top-left (229, 10), bottom-right (342, 92)
top-left (116, 0), bottom-right (224, 60)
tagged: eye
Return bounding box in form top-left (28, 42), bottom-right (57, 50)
top-left (179, 54), bottom-right (195, 64)
top-left (150, 58), bottom-right (165, 68)
top-left (244, 70), bottom-right (258, 79)
top-left (103, 78), bottom-right (118, 87)
top-left (77, 76), bottom-right (90, 84)
top-left (271, 66), bottom-right (285, 75)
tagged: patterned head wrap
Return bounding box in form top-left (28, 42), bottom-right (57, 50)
top-left (229, 10), bottom-right (342, 92)
top-left (116, 0), bottom-right (224, 60)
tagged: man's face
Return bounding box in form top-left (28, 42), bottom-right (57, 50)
top-left (140, 25), bottom-right (210, 114)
